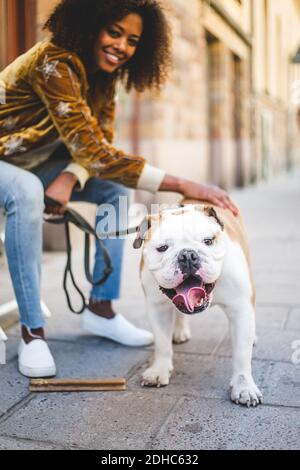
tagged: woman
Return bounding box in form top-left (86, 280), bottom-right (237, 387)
top-left (0, 0), bottom-right (238, 378)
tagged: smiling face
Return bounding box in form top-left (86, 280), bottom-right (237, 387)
top-left (93, 13), bottom-right (143, 73)
top-left (143, 206), bottom-right (227, 315)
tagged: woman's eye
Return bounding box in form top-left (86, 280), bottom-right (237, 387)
top-left (128, 39), bottom-right (138, 47)
top-left (108, 29), bottom-right (119, 38)
top-left (203, 238), bottom-right (214, 246)
top-left (157, 245), bottom-right (169, 253)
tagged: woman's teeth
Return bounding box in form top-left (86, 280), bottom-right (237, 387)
top-left (105, 53), bottom-right (120, 64)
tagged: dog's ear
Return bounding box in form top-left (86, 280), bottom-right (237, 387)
top-left (204, 206), bottom-right (225, 231)
top-left (133, 216), bottom-right (151, 249)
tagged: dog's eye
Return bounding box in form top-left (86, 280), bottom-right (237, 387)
top-left (157, 245), bottom-right (169, 253)
top-left (203, 238), bottom-right (214, 246)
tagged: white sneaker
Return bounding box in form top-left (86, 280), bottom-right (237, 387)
top-left (18, 339), bottom-right (56, 378)
top-left (81, 309), bottom-right (154, 347)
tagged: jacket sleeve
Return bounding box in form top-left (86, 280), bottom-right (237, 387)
top-left (97, 95), bottom-right (117, 145)
top-left (29, 54), bottom-right (154, 189)
top-left (62, 93), bottom-right (116, 189)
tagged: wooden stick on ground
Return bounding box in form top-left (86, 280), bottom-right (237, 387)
top-left (30, 378), bottom-right (127, 392)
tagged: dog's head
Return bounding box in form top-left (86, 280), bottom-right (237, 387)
top-left (134, 205), bottom-right (226, 315)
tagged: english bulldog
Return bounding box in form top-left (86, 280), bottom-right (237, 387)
top-left (134, 201), bottom-right (263, 407)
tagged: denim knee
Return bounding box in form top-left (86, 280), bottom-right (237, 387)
top-left (7, 172), bottom-right (44, 218)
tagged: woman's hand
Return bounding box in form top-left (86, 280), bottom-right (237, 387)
top-left (45, 172), bottom-right (78, 215)
top-left (159, 174), bottom-right (239, 217)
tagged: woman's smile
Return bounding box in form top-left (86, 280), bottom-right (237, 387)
top-left (104, 52), bottom-right (123, 65)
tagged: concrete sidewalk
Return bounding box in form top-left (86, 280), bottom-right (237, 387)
top-left (0, 170), bottom-right (299, 450)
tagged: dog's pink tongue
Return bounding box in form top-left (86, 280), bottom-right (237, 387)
top-left (172, 278), bottom-right (206, 313)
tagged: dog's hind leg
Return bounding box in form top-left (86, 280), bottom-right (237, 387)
top-left (173, 310), bottom-right (191, 344)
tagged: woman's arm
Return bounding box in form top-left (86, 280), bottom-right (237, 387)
top-left (45, 170), bottom-right (238, 216)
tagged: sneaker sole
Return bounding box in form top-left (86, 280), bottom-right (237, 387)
top-left (18, 363), bottom-right (56, 379)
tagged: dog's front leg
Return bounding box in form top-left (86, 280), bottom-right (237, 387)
top-left (224, 301), bottom-right (263, 407)
top-left (142, 300), bottom-right (175, 387)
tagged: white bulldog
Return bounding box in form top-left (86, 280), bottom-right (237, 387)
top-left (134, 201), bottom-right (263, 407)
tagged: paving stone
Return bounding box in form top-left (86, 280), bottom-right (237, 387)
top-left (152, 397), bottom-right (300, 450)
top-left (255, 305), bottom-right (288, 330)
top-left (254, 270), bottom-right (300, 286)
top-left (255, 280), bottom-right (300, 305)
top-left (0, 337), bottom-right (150, 418)
top-left (286, 308), bottom-right (300, 331)
top-left (45, 339), bottom-right (151, 379)
top-left (217, 329), bottom-right (300, 362)
top-left (261, 362), bottom-right (300, 407)
top-left (0, 391), bottom-right (178, 450)
top-left (0, 436), bottom-right (64, 450)
top-left (0, 361), bottom-right (29, 416)
top-left (172, 356), bottom-right (268, 398)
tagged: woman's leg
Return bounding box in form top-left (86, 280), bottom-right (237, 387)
top-left (0, 161), bottom-right (45, 329)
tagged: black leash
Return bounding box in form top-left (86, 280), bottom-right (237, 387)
top-left (44, 196), bottom-right (113, 314)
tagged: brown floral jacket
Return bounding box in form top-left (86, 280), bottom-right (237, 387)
top-left (0, 40), bottom-right (164, 191)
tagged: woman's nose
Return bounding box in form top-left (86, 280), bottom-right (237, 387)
top-left (114, 37), bottom-right (127, 53)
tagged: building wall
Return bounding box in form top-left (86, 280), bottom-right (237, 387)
top-left (139, 0), bottom-right (300, 201)
top-left (36, 0), bottom-right (58, 39)
top-left (140, 0), bottom-right (209, 196)
top-left (252, 0), bottom-right (300, 179)
top-left (141, 0), bottom-right (254, 205)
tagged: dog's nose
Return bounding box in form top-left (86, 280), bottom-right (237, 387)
top-left (178, 249), bottom-right (201, 275)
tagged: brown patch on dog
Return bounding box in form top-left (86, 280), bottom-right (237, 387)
top-left (133, 214), bottom-right (161, 249)
top-left (213, 207), bottom-right (256, 308)
top-left (137, 214), bottom-right (160, 276)
top-left (203, 206), bottom-right (225, 231)
top-left (133, 216), bottom-right (151, 249)
top-left (140, 255), bottom-right (144, 273)
top-left (170, 208), bottom-right (188, 216)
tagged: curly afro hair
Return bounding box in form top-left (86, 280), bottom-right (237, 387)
top-left (44, 0), bottom-right (172, 94)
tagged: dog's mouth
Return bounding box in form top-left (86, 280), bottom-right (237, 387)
top-left (159, 275), bottom-right (215, 315)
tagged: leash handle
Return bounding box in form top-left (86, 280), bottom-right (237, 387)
top-left (44, 200), bottom-right (113, 315)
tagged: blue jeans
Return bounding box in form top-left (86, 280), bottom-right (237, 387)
top-left (0, 155), bottom-right (129, 329)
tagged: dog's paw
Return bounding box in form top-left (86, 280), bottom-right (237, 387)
top-left (230, 374), bottom-right (263, 407)
top-left (173, 322), bottom-right (191, 344)
top-left (141, 362), bottom-right (173, 388)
